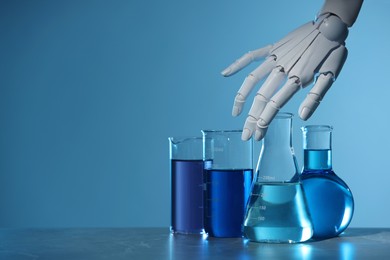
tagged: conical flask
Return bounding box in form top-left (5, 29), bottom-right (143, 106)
top-left (300, 125), bottom-right (354, 239)
top-left (243, 112), bottom-right (313, 243)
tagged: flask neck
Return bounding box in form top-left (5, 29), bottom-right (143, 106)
top-left (303, 148), bottom-right (332, 171)
top-left (262, 115), bottom-right (293, 149)
top-left (255, 113), bottom-right (298, 182)
top-left (301, 125), bottom-right (333, 172)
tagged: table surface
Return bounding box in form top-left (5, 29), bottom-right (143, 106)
top-left (1, 227), bottom-right (390, 259)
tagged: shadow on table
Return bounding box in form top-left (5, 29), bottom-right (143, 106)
top-left (340, 228), bottom-right (386, 237)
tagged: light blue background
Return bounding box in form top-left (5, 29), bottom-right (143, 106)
top-left (0, 0), bottom-right (389, 228)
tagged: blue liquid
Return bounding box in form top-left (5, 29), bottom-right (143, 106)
top-left (171, 159), bottom-right (204, 234)
top-left (243, 182), bottom-right (313, 243)
top-left (204, 169), bottom-right (253, 237)
top-left (304, 149), bottom-right (331, 170)
top-left (301, 149), bottom-right (354, 239)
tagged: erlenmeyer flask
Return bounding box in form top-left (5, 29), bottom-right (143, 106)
top-left (299, 125), bottom-right (354, 239)
top-left (243, 112), bottom-right (313, 243)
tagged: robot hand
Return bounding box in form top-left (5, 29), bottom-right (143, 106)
top-left (222, 14), bottom-right (349, 141)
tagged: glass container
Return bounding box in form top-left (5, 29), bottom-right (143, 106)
top-left (202, 130), bottom-right (253, 238)
top-left (300, 125), bottom-right (354, 239)
top-left (243, 112), bottom-right (313, 243)
top-left (169, 136), bottom-right (204, 234)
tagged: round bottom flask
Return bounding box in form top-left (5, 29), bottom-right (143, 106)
top-left (300, 125), bottom-right (354, 240)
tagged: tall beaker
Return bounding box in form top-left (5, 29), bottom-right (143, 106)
top-left (169, 137), bottom-right (204, 234)
top-left (243, 112), bottom-right (313, 243)
top-left (300, 125), bottom-right (354, 239)
top-left (202, 130), bottom-right (253, 238)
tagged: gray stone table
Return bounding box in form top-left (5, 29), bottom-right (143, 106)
top-left (1, 228), bottom-right (390, 259)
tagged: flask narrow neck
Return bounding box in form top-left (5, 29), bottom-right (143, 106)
top-left (301, 125), bottom-right (333, 171)
top-left (255, 113), bottom-right (299, 181)
top-left (263, 115), bottom-right (293, 148)
top-left (303, 149), bottom-right (332, 170)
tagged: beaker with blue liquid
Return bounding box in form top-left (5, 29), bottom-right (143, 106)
top-left (202, 130), bottom-right (253, 238)
top-left (299, 125), bottom-right (354, 239)
top-left (243, 112), bottom-right (313, 243)
top-left (169, 137), bottom-right (204, 234)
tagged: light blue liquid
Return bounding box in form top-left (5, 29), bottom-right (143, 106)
top-left (304, 149), bottom-right (331, 170)
top-left (243, 182), bottom-right (313, 243)
top-left (301, 149), bottom-right (354, 239)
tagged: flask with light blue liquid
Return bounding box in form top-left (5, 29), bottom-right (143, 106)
top-left (299, 125), bottom-right (354, 240)
top-left (243, 113), bottom-right (313, 243)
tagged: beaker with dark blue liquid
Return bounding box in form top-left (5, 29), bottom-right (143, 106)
top-left (299, 125), bottom-right (354, 239)
top-left (169, 137), bottom-right (204, 234)
top-left (202, 130), bottom-right (253, 238)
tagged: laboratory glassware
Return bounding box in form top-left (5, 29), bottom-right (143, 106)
top-left (202, 130), bottom-right (253, 238)
top-left (169, 136), bottom-right (204, 234)
top-left (243, 112), bottom-right (313, 243)
top-left (299, 125), bottom-right (354, 239)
